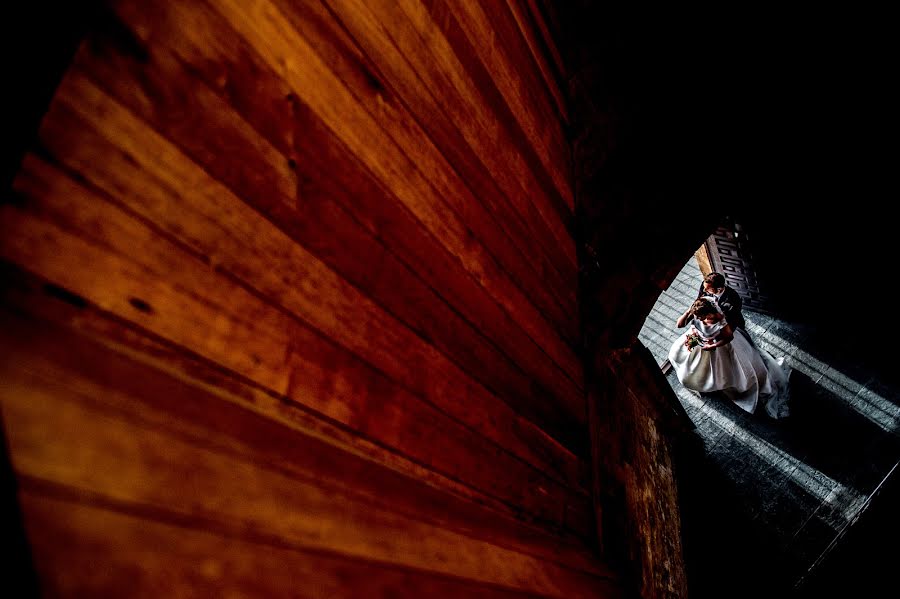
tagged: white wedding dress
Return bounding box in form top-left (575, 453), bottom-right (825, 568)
top-left (668, 317), bottom-right (791, 418)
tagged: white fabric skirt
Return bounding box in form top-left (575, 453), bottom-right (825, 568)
top-left (669, 329), bottom-right (790, 418)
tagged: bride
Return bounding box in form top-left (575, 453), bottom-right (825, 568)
top-left (669, 298), bottom-right (790, 418)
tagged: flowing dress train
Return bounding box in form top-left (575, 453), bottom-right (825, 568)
top-left (669, 318), bottom-right (790, 418)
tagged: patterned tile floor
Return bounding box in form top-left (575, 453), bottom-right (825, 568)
top-left (640, 258), bottom-right (900, 596)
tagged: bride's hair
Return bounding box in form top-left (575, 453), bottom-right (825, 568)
top-left (691, 298), bottom-right (719, 318)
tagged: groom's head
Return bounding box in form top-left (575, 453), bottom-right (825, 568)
top-left (703, 272), bottom-right (726, 295)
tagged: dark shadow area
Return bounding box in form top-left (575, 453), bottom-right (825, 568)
top-left (728, 370), bottom-right (900, 493)
top-left (0, 416), bottom-right (40, 597)
top-left (674, 432), bottom-right (800, 598)
top-left (757, 309), bottom-right (900, 403)
top-left (795, 460), bottom-right (900, 598)
top-left (575, 2), bottom-right (897, 594)
top-left (1, 1), bottom-right (102, 188)
top-left (660, 299), bottom-right (900, 596)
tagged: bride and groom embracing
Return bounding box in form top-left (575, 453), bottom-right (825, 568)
top-left (668, 272), bottom-right (791, 419)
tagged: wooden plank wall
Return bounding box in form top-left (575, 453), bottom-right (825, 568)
top-left (1, 1), bottom-right (622, 596)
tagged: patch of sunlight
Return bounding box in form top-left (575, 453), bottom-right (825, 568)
top-left (745, 322), bottom-right (898, 434)
top-left (681, 391), bottom-right (866, 525)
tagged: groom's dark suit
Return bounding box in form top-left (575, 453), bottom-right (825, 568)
top-left (697, 283), bottom-right (746, 330)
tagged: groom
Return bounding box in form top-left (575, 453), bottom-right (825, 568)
top-left (697, 272), bottom-right (746, 331)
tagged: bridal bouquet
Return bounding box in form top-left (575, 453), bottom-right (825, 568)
top-left (684, 329), bottom-right (703, 350)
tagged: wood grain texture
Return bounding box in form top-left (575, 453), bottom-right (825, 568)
top-left (0, 265), bottom-right (592, 546)
top-left (207, 0), bottom-right (581, 380)
top-left (1, 336), bottom-right (619, 596)
top-left (65, 3), bottom-right (587, 444)
top-left (0, 295), bottom-right (603, 573)
top-left (524, 0), bottom-right (568, 91)
top-left (321, 0), bottom-right (577, 290)
top-left (435, 0), bottom-right (572, 210)
top-left (0, 0), bottom-right (608, 594)
top-left (292, 0), bottom-right (578, 337)
top-left (339, 0), bottom-right (575, 258)
top-left (2, 156), bottom-right (584, 529)
top-left (39, 67), bottom-right (586, 477)
top-left (20, 491), bottom-right (622, 598)
top-left (504, 0), bottom-right (569, 124)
